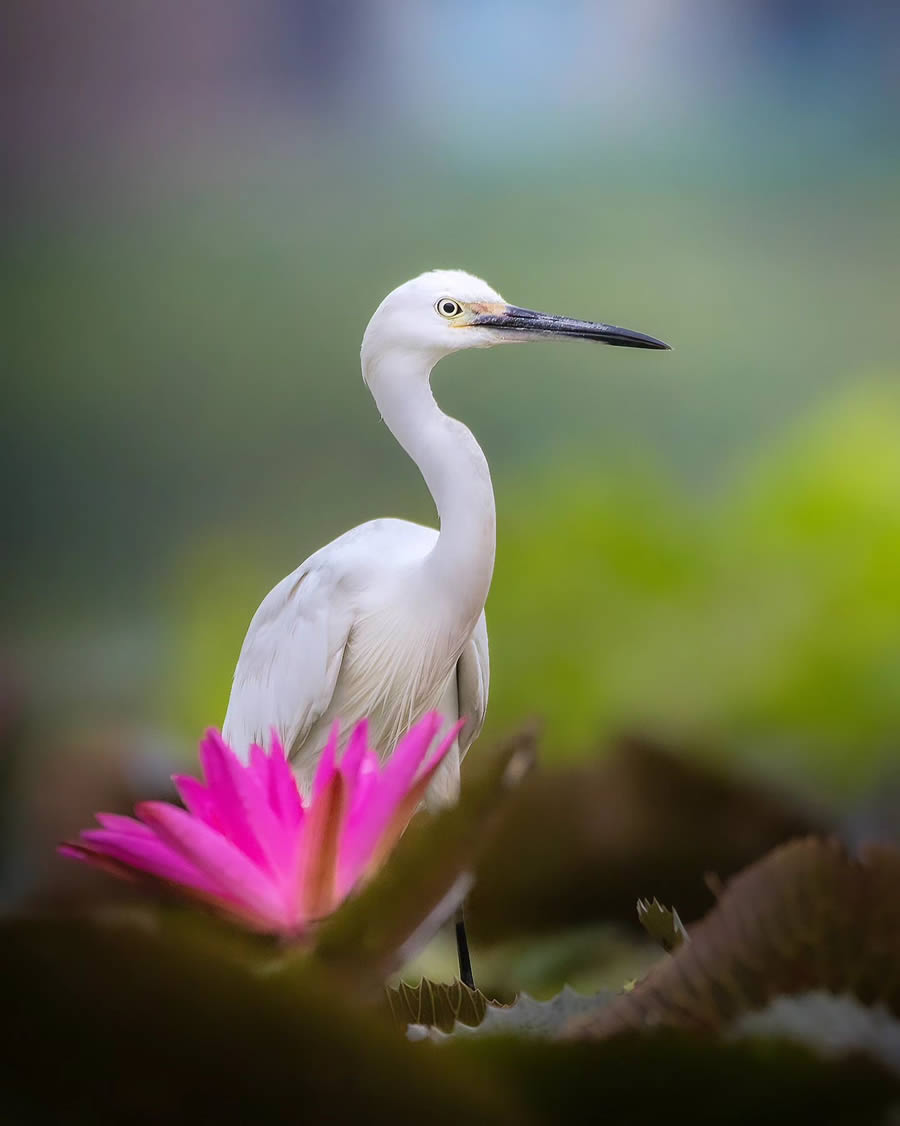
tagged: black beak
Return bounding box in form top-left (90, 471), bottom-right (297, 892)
top-left (473, 305), bottom-right (670, 350)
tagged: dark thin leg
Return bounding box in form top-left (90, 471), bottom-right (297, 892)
top-left (455, 905), bottom-right (475, 989)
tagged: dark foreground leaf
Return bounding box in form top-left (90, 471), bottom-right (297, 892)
top-left (440, 1031), bottom-right (899, 1126)
top-left (2, 910), bottom-right (897, 1126)
top-left (569, 838), bottom-right (900, 1038)
top-left (0, 914), bottom-right (518, 1126)
top-left (468, 734), bottom-right (830, 942)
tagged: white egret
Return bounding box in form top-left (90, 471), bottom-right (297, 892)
top-left (223, 269), bottom-right (669, 982)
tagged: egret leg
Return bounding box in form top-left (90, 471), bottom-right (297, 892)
top-left (455, 905), bottom-right (475, 989)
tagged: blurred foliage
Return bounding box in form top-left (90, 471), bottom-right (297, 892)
top-left (4, 155), bottom-right (900, 801)
top-left (0, 913), bottom-right (522, 1126)
top-left (5, 16), bottom-right (900, 1118)
top-left (5, 835), bottom-right (900, 1124)
top-left (486, 378), bottom-right (900, 784)
top-left (399, 924), bottom-right (660, 1003)
top-left (5, 708), bottom-right (900, 1120)
top-left (7, 161), bottom-right (899, 626)
top-left (157, 379), bottom-right (900, 793)
top-left (5, 137), bottom-right (899, 1126)
top-left (309, 729), bottom-right (536, 992)
top-left (440, 1032), bottom-right (898, 1126)
top-left (572, 838), bottom-right (900, 1038)
top-left (389, 729), bottom-right (833, 998)
top-left (467, 732), bottom-right (829, 944)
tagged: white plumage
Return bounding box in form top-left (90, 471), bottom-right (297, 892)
top-left (222, 268), bottom-right (668, 808)
top-left (224, 518), bottom-right (489, 809)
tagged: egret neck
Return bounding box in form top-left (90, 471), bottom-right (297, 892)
top-left (362, 347), bottom-right (496, 630)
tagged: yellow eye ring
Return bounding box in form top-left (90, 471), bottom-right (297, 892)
top-left (437, 298), bottom-right (463, 318)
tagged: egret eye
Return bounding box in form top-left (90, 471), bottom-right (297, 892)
top-left (437, 298), bottom-right (462, 318)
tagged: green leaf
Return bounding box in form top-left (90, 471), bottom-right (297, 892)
top-left (409, 986), bottom-right (615, 1041)
top-left (569, 838), bottom-right (900, 1039)
top-left (636, 896), bottom-right (688, 952)
top-left (386, 977), bottom-right (490, 1033)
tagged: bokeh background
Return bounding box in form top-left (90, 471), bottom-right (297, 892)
top-left (3, 1), bottom-right (900, 927)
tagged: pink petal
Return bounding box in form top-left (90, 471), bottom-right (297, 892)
top-left (423, 719), bottom-right (465, 775)
top-left (297, 770), bottom-right (346, 920)
top-left (59, 713), bottom-right (463, 937)
top-left (249, 743), bottom-right (271, 787)
top-left (266, 732), bottom-right (304, 831)
top-left (136, 801), bottom-right (289, 928)
top-left (348, 752), bottom-right (380, 820)
top-left (58, 842), bottom-right (143, 881)
top-left (241, 742), bottom-right (301, 878)
top-left (173, 776), bottom-right (220, 830)
top-left (78, 828), bottom-right (221, 896)
top-left (341, 721), bottom-right (462, 894)
top-left (311, 722), bottom-right (340, 801)
top-left (339, 719), bottom-right (380, 825)
top-left (94, 812), bottom-right (156, 837)
top-left (337, 719), bottom-right (370, 801)
top-left (61, 838), bottom-right (277, 929)
top-left (337, 713), bottom-right (444, 892)
top-left (381, 712), bottom-right (445, 790)
top-left (198, 729), bottom-right (284, 874)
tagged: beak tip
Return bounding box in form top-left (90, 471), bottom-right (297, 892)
top-left (608, 334), bottom-right (671, 351)
top-left (476, 305), bottom-right (671, 351)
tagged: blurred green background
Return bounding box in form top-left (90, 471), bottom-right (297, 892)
top-left (3, 0), bottom-right (900, 870)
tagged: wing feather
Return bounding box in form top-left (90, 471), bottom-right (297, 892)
top-left (222, 560), bottom-right (353, 760)
top-left (456, 610), bottom-right (490, 759)
top-left (222, 518), bottom-right (490, 780)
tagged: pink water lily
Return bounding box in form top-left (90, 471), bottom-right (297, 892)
top-left (60, 713), bottom-right (461, 936)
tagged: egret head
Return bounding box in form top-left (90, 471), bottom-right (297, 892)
top-left (361, 268), bottom-right (669, 383)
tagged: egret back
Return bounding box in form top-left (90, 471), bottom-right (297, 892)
top-left (222, 517), bottom-right (489, 799)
